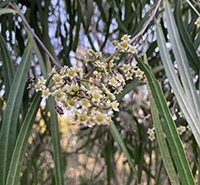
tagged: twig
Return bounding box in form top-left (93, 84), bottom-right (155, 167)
top-left (8, 2), bottom-right (62, 70)
top-left (105, 0), bottom-right (162, 62)
top-left (130, 0), bottom-right (162, 44)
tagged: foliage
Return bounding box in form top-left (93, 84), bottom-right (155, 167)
top-left (0, 0), bottom-right (200, 184)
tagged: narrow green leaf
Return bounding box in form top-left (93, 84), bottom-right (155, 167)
top-left (0, 33), bottom-right (15, 100)
top-left (109, 122), bottom-right (137, 180)
top-left (104, 135), bottom-right (112, 185)
top-left (95, 0), bottom-right (108, 22)
top-left (151, 65), bottom-right (164, 74)
top-left (165, 0), bottom-right (200, 119)
top-left (135, 56), bottom-right (195, 185)
top-left (174, 0), bottom-right (200, 74)
top-left (86, 0), bottom-right (93, 32)
top-left (148, 85), bottom-right (179, 185)
top-left (0, 41), bottom-right (32, 185)
top-left (142, 42), bottom-right (179, 185)
top-left (0, 0), bottom-right (12, 8)
top-left (0, 8), bottom-right (18, 15)
top-left (156, 17), bottom-right (200, 148)
top-left (5, 92), bottom-right (41, 185)
top-left (47, 96), bottom-right (64, 185)
top-left (72, 2), bottom-right (81, 52)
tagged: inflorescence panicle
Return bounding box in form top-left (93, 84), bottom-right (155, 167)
top-left (33, 34), bottom-right (146, 127)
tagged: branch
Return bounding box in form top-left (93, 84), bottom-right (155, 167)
top-left (8, 2), bottom-right (62, 70)
top-left (130, 0), bottom-right (162, 44)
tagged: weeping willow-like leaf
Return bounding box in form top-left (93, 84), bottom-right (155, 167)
top-left (165, 0), bottom-right (200, 120)
top-left (0, 41), bottom-right (32, 185)
top-left (109, 121), bottom-right (137, 181)
top-left (5, 92), bottom-right (41, 185)
top-left (156, 6), bottom-right (200, 148)
top-left (47, 96), bottom-right (64, 185)
top-left (135, 55), bottom-right (195, 185)
top-left (142, 41), bottom-right (179, 185)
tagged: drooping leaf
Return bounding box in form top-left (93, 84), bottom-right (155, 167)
top-left (165, 0), bottom-right (200, 120)
top-left (142, 42), bottom-right (179, 185)
top-left (155, 2), bottom-right (200, 149)
top-left (174, 0), bottom-right (200, 75)
top-left (135, 55), bottom-right (195, 185)
top-left (0, 41), bottom-right (32, 185)
top-left (47, 96), bottom-right (64, 185)
top-left (5, 92), bottom-right (42, 185)
top-left (109, 121), bottom-right (137, 181)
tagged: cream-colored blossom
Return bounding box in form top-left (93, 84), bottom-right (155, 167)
top-left (42, 88), bottom-right (51, 99)
top-left (110, 101), bottom-right (119, 111)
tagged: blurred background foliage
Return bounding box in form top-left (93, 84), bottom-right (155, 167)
top-left (0, 0), bottom-right (199, 184)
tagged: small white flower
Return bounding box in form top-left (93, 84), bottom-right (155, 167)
top-left (128, 45), bottom-right (136, 54)
top-left (130, 65), bottom-right (137, 74)
top-left (195, 17), bottom-right (200, 27)
top-left (94, 112), bottom-right (107, 125)
top-left (148, 134), bottom-right (155, 141)
top-left (116, 74), bottom-right (124, 82)
top-left (80, 85), bottom-right (87, 92)
top-left (35, 83), bottom-right (42, 92)
top-left (125, 72), bottom-right (133, 80)
top-left (67, 68), bottom-right (77, 79)
top-left (52, 90), bottom-right (63, 100)
top-left (60, 65), bottom-right (68, 74)
top-left (80, 98), bottom-right (90, 108)
top-left (38, 78), bottom-right (46, 85)
top-left (187, 125), bottom-right (191, 131)
top-left (95, 60), bottom-right (106, 69)
top-left (42, 88), bottom-right (51, 99)
top-left (110, 101), bottom-right (119, 111)
top-left (112, 40), bottom-right (118, 46)
top-left (68, 98), bottom-right (77, 108)
top-left (121, 34), bottom-right (131, 42)
top-left (172, 114), bottom-right (177, 121)
top-left (53, 74), bottom-right (64, 84)
top-left (107, 92), bottom-right (116, 100)
top-left (108, 77), bottom-right (118, 86)
top-left (121, 64), bottom-right (130, 73)
top-left (177, 126), bottom-right (186, 135)
top-left (102, 84), bottom-right (110, 94)
top-left (178, 111), bottom-right (184, 118)
top-left (121, 41), bottom-right (129, 50)
top-left (62, 84), bottom-right (70, 93)
top-left (147, 128), bottom-right (154, 135)
top-left (135, 69), bottom-right (144, 78)
top-left (78, 112), bottom-right (89, 125)
top-left (92, 90), bottom-right (102, 103)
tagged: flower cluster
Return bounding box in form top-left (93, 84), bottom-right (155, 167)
top-left (147, 109), bottom-right (191, 141)
top-left (147, 127), bottom-right (155, 141)
top-left (112, 34), bottom-right (136, 54)
top-left (33, 35), bottom-right (146, 127)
